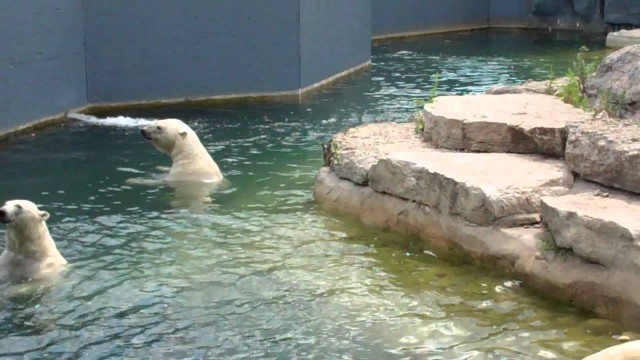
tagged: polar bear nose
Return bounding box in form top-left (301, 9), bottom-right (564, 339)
top-left (0, 209), bottom-right (9, 224)
top-left (141, 128), bottom-right (152, 140)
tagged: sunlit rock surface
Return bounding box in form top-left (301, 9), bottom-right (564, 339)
top-left (421, 94), bottom-right (588, 157)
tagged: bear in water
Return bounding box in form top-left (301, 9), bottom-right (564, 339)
top-left (129, 118), bottom-right (226, 211)
top-left (139, 118), bottom-right (222, 182)
top-left (0, 200), bottom-right (66, 283)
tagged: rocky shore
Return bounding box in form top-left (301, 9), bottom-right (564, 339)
top-left (313, 46), bottom-right (640, 329)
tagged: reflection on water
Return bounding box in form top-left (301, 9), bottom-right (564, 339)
top-left (0, 29), bottom-right (621, 358)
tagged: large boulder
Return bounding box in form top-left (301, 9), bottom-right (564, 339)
top-left (585, 45), bottom-right (640, 119)
top-left (368, 150), bottom-right (573, 226)
top-left (422, 94), bottom-right (589, 157)
top-left (542, 192), bottom-right (640, 271)
top-left (605, 0), bottom-right (640, 26)
top-left (565, 121), bottom-right (640, 193)
top-left (606, 29), bottom-right (640, 49)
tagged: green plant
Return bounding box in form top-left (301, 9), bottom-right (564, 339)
top-left (415, 72), bottom-right (441, 109)
top-left (557, 47), bottom-right (601, 110)
top-left (540, 232), bottom-right (558, 253)
top-left (321, 139), bottom-right (338, 167)
top-left (414, 112), bottom-right (425, 134)
top-left (545, 65), bottom-right (556, 95)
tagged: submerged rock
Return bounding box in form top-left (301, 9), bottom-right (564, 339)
top-left (565, 121), bottom-right (640, 193)
top-left (422, 94), bottom-right (588, 157)
top-left (314, 166), bottom-right (640, 329)
top-left (585, 45), bottom-right (640, 119)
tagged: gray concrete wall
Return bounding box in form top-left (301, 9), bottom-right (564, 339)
top-left (84, 0), bottom-right (301, 103)
top-left (0, 0), bottom-right (87, 133)
top-left (489, 0), bottom-right (534, 26)
top-left (299, 0), bottom-right (371, 88)
top-left (372, 0), bottom-right (490, 37)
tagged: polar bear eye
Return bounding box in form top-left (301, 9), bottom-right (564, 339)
top-left (156, 126), bottom-right (162, 131)
top-left (14, 204), bottom-right (22, 210)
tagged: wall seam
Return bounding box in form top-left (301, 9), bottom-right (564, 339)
top-left (81, 0), bottom-right (89, 105)
top-left (297, 0), bottom-right (302, 101)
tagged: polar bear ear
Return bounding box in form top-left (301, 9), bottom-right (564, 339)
top-left (179, 130), bottom-right (188, 139)
top-left (39, 211), bottom-right (50, 222)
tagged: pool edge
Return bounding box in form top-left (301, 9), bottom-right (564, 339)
top-left (0, 60), bottom-right (371, 140)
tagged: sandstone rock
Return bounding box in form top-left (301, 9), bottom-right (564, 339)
top-left (606, 29), bottom-right (640, 49)
top-left (368, 150), bottom-right (573, 226)
top-left (328, 122), bottom-right (426, 185)
top-left (565, 121), bottom-right (640, 193)
top-left (484, 78), bottom-right (569, 96)
top-left (605, 0), bottom-right (640, 26)
top-left (585, 45), bottom-right (640, 119)
top-left (422, 94), bottom-right (588, 157)
top-left (542, 192), bottom-right (640, 271)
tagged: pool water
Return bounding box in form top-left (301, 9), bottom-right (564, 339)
top-left (0, 29), bottom-right (622, 359)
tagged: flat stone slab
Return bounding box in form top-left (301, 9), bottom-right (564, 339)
top-left (606, 29), bottom-right (640, 49)
top-left (565, 121), bottom-right (640, 193)
top-left (368, 150), bottom-right (573, 226)
top-left (542, 192), bottom-right (640, 271)
top-left (328, 122), bottom-right (426, 184)
top-left (422, 94), bottom-right (588, 157)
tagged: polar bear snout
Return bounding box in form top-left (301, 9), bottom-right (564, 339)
top-left (0, 208), bottom-right (9, 224)
top-left (141, 128), bottom-right (152, 140)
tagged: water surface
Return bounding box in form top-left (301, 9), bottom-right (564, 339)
top-left (0, 29), bottom-right (622, 359)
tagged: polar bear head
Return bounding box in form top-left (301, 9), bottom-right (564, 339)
top-left (0, 200), bottom-right (49, 227)
top-left (140, 119), bottom-right (197, 155)
top-left (0, 200), bottom-right (66, 282)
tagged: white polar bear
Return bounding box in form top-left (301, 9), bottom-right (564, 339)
top-left (0, 200), bottom-right (67, 283)
top-left (583, 340), bottom-right (640, 360)
top-left (139, 118), bottom-right (223, 182)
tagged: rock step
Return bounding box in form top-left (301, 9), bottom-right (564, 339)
top-left (422, 94), bottom-right (589, 158)
top-left (329, 122), bottom-right (426, 185)
top-left (542, 192), bottom-right (640, 271)
top-left (369, 150), bottom-right (573, 226)
top-left (565, 122), bottom-right (640, 194)
top-left (606, 29), bottom-right (640, 49)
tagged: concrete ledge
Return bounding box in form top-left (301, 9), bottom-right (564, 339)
top-left (0, 61), bottom-right (370, 140)
top-left (372, 24), bottom-right (488, 41)
top-left (314, 167), bottom-right (640, 329)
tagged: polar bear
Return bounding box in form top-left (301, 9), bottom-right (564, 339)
top-left (139, 118), bottom-right (223, 182)
top-left (128, 119), bottom-right (226, 211)
top-left (0, 200), bottom-right (67, 283)
top-left (583, 340), bottom-right (640, 360)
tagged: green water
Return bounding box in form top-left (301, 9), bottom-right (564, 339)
top-left (0, 29), bottom-right (623, 359)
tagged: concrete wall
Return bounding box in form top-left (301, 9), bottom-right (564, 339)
top-left (2, 0), bottom-right (594, 135)
top-left (299, 0), bottom-right (371, 87)
top-left (489, 0), bottom-right (534, 26)
top-left (84, 0), bottom-right (301, 103)
top-left (0, 0), bottom-right (87, 133)
top-left (372, 0), bottom-right (490, 37)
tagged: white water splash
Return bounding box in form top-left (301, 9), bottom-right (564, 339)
top-left (67, 113), bottom-right (155, 127)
